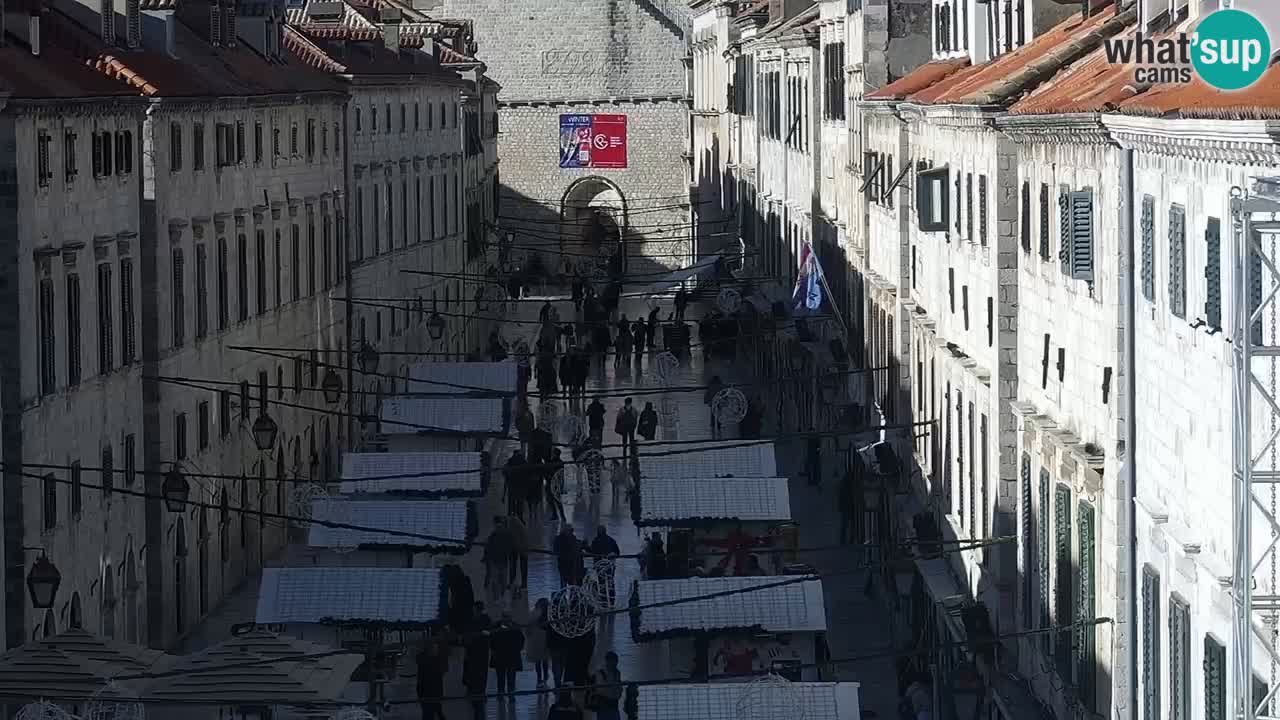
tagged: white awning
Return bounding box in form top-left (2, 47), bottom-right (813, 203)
top-left (380, 397), bottom-right (508, 435)
top-left (641, 255), bottom-right (721, 295)
top-left (308, 498), bottom-right (472, 551)
top-left (407, 361), bottom-right (519, 394)
top-left (255, 567), bottom-right (443, 626)
top-left (339, 451), bottom-right (485, 497)
top-left (636, 477), bottom-right (792, 526)
top-left (634, 576), bottom-right (826, 636)
top-left (640, 440), bottom-right (778, 478)
top-left (637, 683), bottom-right (861, 720)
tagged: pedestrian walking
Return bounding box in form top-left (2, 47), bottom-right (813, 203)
top-left (567, 629), bottom-right (596, 689)
top-left (674, 288), bottom-right (689, 320)
top-left (573, 349), bottom-right (590, 400)
top-left (507, 513), bottom-right (530, 594)
top-left (483, 518), bottom-right (515, 598)
top-left (490, 611), bottom-right (525, 702)
top-left (586, 398), bottom-right (606, 446)
top-left (587, 526), bottom-right (620, 608)
top-left (548, 618), bottom-right (569, 688)
top-left (614, 398), bottom-right (638, 459)
top-left (444, 564), bottom-right (476, 635)
top-left (638, 401), bottom-right (658, 441)
top-left (548, 690), bottom-right (585, 720)
top-left (554, 524), bottom-right (585, 586)
top-left (647, 306), bottom-right (661, 349)
top-left (559, 352), bottom-right (574, 400)
top-left (462, 614), bottom-right (492, 720)
top-left (572, 278), bottom-right (585, 312)
top-left (632, 318), bottom-right (647, 362)
top-left (587, 652), bottom-right (624, 720)
top-left (516, 405), bottom-right (535, 454)
top-left (642, 534), bottom-right (667, 579)
top-left (609, 459), bottom-right (627, 506)
top-left (614, 320), bottom-right (632, 372)
top-left (546, 449), bottom-right (567, 524)
top-left (503, 450), bottom-right (528, 519)
top-left (415, 637), bottom-right (448, 720)
top-left (526, 598), bottom-right (552, 688)
top-left (540, 300), bottom-right (554, 323)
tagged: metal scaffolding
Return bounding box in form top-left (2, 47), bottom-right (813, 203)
top-left (1232, 177), bottom-right (1280, 720)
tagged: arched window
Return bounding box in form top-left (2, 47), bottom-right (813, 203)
top-left (101, 565), bottom-right (116, 639)
top-left (70, 592), bottom-right (83, 629)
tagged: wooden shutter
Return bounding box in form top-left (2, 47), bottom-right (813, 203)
top-left (1142, 568), bottom-right (1161, 720)
top-left (1169, 597), bottom-right (1190, 720)
top-left (1020, 454), bottom-right (1034, 625)
top-left (1053, 483), bottom-right (1073, 677)
top-left (1169, 204), bottom-right (1186, 318)
top-left (1070, 190), bottom-right (1094, 283)
top-left (1075, 500), bottom-right (1096, 704)
top-left (1039, 183), bottom-right (1051, 260)
top-left (1021, 181), bottom-right (1031, 252)
top-left (966, 173), bottom-right (974, 242)
top-left (1037, 468), bottom-right (1051, 655)
top-left (979, 175), bottom-right (988, 246)
top-left (1204, 636), bottom-right (1226, 720)
top-left (1140, 195), bottom-right (1155, 300)
top-left (1058, 185), bottom-right (1071, 274)
top-left (1205, 217), bottom-right (1222, 330)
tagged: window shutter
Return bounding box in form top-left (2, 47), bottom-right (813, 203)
top-left (1020, 454), bottom-right (1034, 625)
top-left (1021, 181), bottom-right (1031, 252)
top-left (1170, 598), bottom-right (1190, 720)
top-left (1141, 568), bottom-right (1160, 720)
top-left (92, 133), bottom-right (103, 177)
top-left (1037, 468), bottom-right (1051, 654)
top-left (1140, 195), bottom-right (1155, 300)
top-left (1053, 483), bottom-right (1073, 677)
top-left (1058, 186), bottom-right (1071, 274)
top-left (1204, 636), bottom-right (1226, 720)
top-left (1039, 183), bottom-right (1051, 260)
top-left (978, 175), bottom-right (988, 246)
top-left (966, 173), bottom-right (974, 242)
top-left (1205, 217), bottom-right (1222, 330)
top-left (1075, 500), bottom-right (1096, 702)
top-left (1169, 204), bottom-right (1186, 318)
top-left (1070, 189), bottom-right (1094, 283)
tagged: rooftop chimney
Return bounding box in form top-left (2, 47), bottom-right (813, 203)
top-left (379, 5), bottom-right (400, 51)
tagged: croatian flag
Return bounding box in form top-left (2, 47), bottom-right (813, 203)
top-left (792, 241), bottom-right (823, 314)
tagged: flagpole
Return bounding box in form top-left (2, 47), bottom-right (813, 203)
top-left (804, 239), bottom-right (850, 337)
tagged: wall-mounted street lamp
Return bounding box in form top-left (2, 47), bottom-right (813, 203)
top-left (427, 312), bottom-right (447, 341)
top-left (25, 550), bottom-right (61, 610)
top-left (321, 368), bottom-right (344, 404)
top-left (252, 374), bottom-right (278, 451)
top-left (161, 465), bottom-right (190, 514)
top-left (357, 343), bottom-right (380, 374)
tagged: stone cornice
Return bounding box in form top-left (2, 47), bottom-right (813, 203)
top-left (1102, 115), bottom-right (1280, 164)
top-left (498, 95), bottom-right (687, 109)
top-left (996, 113), bottom-right (1114, 146)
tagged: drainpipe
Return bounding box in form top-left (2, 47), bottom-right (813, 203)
top-left (1120, 144), bottom-right (1138, 720)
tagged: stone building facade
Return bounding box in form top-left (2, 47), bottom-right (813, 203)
top-left (431, 0), bottom-right (692, 275)
top-left (0, 0), bottom-right (491, 651)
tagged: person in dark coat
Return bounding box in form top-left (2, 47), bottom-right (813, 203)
top-left (547, 617), bottom-right (570, 688)
top-left (643, 534), bottom-right (667, 579)
top-left (462, 610), bottom-right (492, 720)
top-left (503, 451), bottom-right (527, 519)
top-left (444, 564), bottom-right (476, 634)
top-left (587, 526), bottom-right (621, 608)
top-left (632, 318), bottom-right (647, 362)
top-left (537, 353), bottom-right (558, 397)
top-left (674, 288), bottom-right (689, 320)
top-left (614, 398), bottom-right (638, 459)
top-left (647, 306), bottom-right (662, 349)
top-left (554, 524), bottom-right (585, 586)
top-left (638, 402), bottom-right (659, 441)
top-left (545, 449), bottom-right (567, 523)
top-left (559, 353), bottom-right (574, 402)
top-left (416, 637), bottom-right (449, 720)
top-left (704, 376), bottom-right (725, 437)
top-left (540, 300), bottom-right (554, 323)
top-left (490, 611), bottom-right (525, 702)
top-left (571, 278), bottom-right (585, 311)
top-left (586, 398), bottom-right (606, 445)
top-left (572, 349), bottom-right (590, 398)
top-left (567, 629), bottom-right (596, 688)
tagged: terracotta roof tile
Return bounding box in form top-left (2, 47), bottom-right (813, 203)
top-left (286, 25), bottom-right (460, 78)
top-left (0, 45), bottom-right (137, 99)
top-left (1116, 59), bottom-right (1280, 119)
top-left (1009, 23), bottom-right (1141, 114)
top-left (864, 58), bottom-right (969, 101)
top-left (926, 4), bottom-right (1134, 106)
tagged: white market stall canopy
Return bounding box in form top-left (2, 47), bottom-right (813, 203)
top-left (639, 440), bottom-right (778, 478)
top-left (642, 254), bottom-right (721, 295)
top-left (632, 576), bottom-right (826, 639)
top-left (637, 682), bottom-right (861, 720)
top-left (380, 397), bottom-right (509, 435)
top-left (308, 498), bottom-right (474, 552)
top-left (255, 567), bottom-right (444, 627)
top-left (339, 451), bottom-right (487, 497)
top-left (408, 361), bottom-right (519, 395)
top-left (634, 477), bottom-right (792, 527)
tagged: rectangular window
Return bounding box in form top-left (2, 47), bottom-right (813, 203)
top-left (306, 119), bottom-right (316, 159)
top-left (117, 130), bottom-right (133, 175)
top-left (272, 126), bottom-right (281, 158)
top-left (120, 258), bottom-right (135, 364)
top-left (986, 296), bottom-right (994, 347)
top-left (66, 273), bottom-right (81, 386)
top-left (962, 285), bottom-right (969, 330)
top-left (38, 277), bottom-right (55, 394)
top-left (198, 400), bottom-right (210, 450)
top-left (255, 229), bottom-right (267, 314)
top-left (273, 230), bottom-right (282, 308)
top-left (1205, 217), bottom-right (1222, 330)
top-left (64, 130), bottom-right (78, 182)
top-left (1141, 195), bottom-right (1156, 300)
top-left (1039, 183), bottom-right (1050, 260)
top-left (195, 245), bottom-right (208, 339)
top-left (219, 390), bottom-right (232, 438)
top-left (1054, 483), bottom-right (1073, 677)
top-left (42, 474), bottom-right (56, 529)
top-left (402, 180), bottom-right (408, 248)
top-left (123, 434), bottom-right (134, 488)
top-left (37, 130), bottom-right (52, 186)
top-left (216, 237), bottom-right (229, 330)
top-left (374, 184), bottom-right (381, 253)
top-left (965, 173), bottom-right (974, 241)
top-left (235, 121), bottom-right (245, 164)
top-left (1142, 567), bottom-right (1161, 720)
top-left (254, 121), bottom-right (263, 164)
top-left (236, 233), bottom-right (248, 322)
top-left (1169, 204), bottom-right (1187, 318)
top-left (1170, 596), bottom-right (1191, 720)
top-left (1064, 189), bottom-right (1096, 283)
top-left (355, 188), bottom-right (365, 261)
top-left (1021, 181), bottom-right (1031, 252)
top-left (169, 123), bottom-right (183, 171)
top-left (214, 123), bottom-right (233, 167)
top-left (916, 166), bottom-right (950, 232)
top-left (386, 181), bottom-right (394, 247)
top-left (400, 103), bottom-right (406, 132)
top-left (322, 215), bottom-right (332, 289)
top-left (1020, 454), bottom-right (1035, 625)
top-left (1205, 635), bottom-right (1226, 720)
top-left (93, 130), bottom-right (114, 177)
top-left (175, 412), bottom-right (187, 460)
top-left (291, 225), bottom-right (301, 300)
top-left (1076, 500), bottom-right (1097, 703)
top-left (192, 122), bottom-right (205, 170)
top-left (978, 175), bottom-right (988, 246)
top-left (948, 268), bottom-right (955, 313)
top-left (70, 462), bottom-right (82, 516)
top-left (171, 249), bottom-right (185, 347)
top-left (1038, 468), bottom-right (1051, 654)
top-left (97, 263), bottom-right (113, 374)
top-left (290, 122), bottom-right (299, 156)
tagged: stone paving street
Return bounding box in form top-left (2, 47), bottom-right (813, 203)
top-left (180, 290), bottom-right (900, 719)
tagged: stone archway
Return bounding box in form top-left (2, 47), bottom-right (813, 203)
top-left (560, 176), bottom-right (628, 277)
